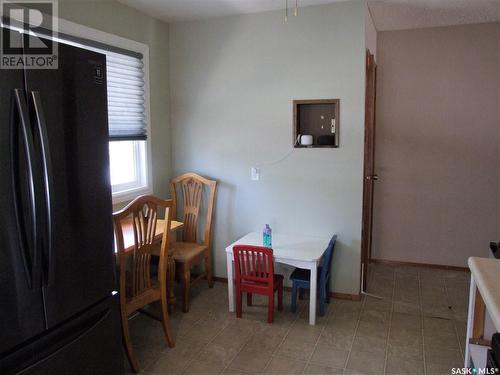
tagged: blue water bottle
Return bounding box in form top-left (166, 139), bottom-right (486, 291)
top-left (263, 224), bottom-right (272, 247)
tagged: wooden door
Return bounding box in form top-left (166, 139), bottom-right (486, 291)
top-left (361, 50), bottom-right (377, 292)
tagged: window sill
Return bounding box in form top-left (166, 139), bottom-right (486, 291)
top-left (112, 186), bottom-right (153, 205)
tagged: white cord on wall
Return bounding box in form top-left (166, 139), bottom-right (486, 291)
top-left (254, 134), bottom-right (302, 169)
top-left (250, 138), bottom-right (300, 181)
top-left (254, 147), bottom-right (295, 169)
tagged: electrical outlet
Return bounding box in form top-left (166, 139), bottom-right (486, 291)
top-left (251, 167), bottom-right (260, 181)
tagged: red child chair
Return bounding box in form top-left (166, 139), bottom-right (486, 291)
top-left (233, 245), bottom-right (284, 323)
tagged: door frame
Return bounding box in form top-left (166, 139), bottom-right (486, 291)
top-left (361, 49), bottom-right (377, 293)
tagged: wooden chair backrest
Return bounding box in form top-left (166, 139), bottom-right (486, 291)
top-left (233, 245), bottom-right (274, 285)
top-left (170, 173), bottom-right (217, 247)
top-left (113, 195), bottom-right (172, 299)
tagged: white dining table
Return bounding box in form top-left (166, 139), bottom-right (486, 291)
top-left (225, 231), bottom-right (332, 325)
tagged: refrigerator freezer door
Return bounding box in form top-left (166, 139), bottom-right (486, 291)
top-left (2, 295), bottom-right (123, 375)
top-left (0, 28), bottom-right (47, 357)
top-left (24, 39), bottom-right (117, 327)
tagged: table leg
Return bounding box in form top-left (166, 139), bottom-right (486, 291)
top-left (464, 275), bottom-right (476, 368)
top-left (227, 252), bottom-right (235, 312)
top-left (309, 263), bottom-right (318, 325)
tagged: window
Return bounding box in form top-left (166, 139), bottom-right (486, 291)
top-left (109, 141), bottom-right (147, 195)
top-left (55, 19), bottom-right (152, 203)
top-left (105, 49), bottom-right (149, 200)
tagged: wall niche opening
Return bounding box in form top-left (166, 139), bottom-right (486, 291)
top-left (293, 99), bottom-right (340, 148)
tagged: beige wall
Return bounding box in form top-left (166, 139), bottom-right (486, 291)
top-left (373, 23), bottom-right (500, 266)
top-left (170, 1), bottom-right (366, 295)
top-left (58, 0), bottom-right (171, 200)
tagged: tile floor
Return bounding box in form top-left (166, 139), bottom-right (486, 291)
top-left (126, 263), bottom-right (470, 375)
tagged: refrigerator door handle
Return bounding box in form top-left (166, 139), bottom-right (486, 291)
top-left (10, 88), bottom-right (40, 290)
top-left (30, 91), bottom-right (54, 286)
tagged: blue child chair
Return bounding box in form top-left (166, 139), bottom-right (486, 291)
top-left (290, 235), bottom-right (337, 316)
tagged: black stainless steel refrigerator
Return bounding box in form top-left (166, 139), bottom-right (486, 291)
top-left (0, 28), bottom-right (124, 374)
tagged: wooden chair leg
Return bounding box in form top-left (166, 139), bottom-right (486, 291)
top-left (247, 293), bottom-right (252, 306)
top-left (181, 264), bottom-right (191, 313)
top-left (268, 293), bottom-right (274, 323)
top-left (167, 256), bottom-right (176, 312)
top-left (277, 284), bottom-right (283, 312)
top-left (291, 284), bottom-right (298, 313)
top-left (205, 254), bottom-right (214, 288)
top-left (121, 312), bottom-right (139, 373)
top-left (236, 289), bottom-right (242, 318)
top-left (160, 285), bottom-right (175, 348)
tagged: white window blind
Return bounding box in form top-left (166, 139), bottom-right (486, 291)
top-left (106, 51), bottom-right (147, 141)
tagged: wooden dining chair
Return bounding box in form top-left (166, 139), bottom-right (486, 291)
top-left (113, 195), bottom-right (175, 373)
top-left (233, 245), bottom-right (284, 323)
top-left (170, 172), bottom-right (217, 312)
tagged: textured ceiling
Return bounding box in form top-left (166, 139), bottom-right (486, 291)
top-left (116, 0), bottom-right (500, 30)
top-left (368, 0), bottom-right (500, 31)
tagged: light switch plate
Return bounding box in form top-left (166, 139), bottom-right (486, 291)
top-left (251, 167), bottom-right (260, 181)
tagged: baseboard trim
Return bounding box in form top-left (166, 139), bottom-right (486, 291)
top-left (332, 292), bottom-right (362, 301)
top-left (213, 276), bottom-right (361, 301)
top-left (370, 258), bottom-right (469, 272)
